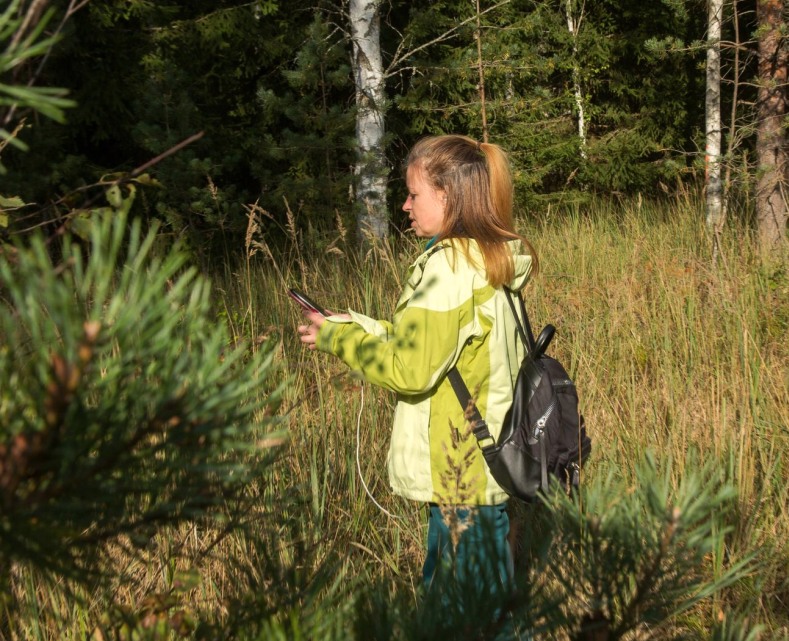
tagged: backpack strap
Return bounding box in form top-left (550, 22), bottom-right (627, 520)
top-left (504, 288), bottom-right (536, 354)
top-left (447, 287), bottom-right (535, 453)
top-left (446, 368), bottom-right (497, 451)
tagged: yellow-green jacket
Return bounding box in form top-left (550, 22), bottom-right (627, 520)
top-left (316, 238), bottom-right (533, 505)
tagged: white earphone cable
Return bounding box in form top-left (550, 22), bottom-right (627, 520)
top-left (356, 383), bottom-right (402, 520)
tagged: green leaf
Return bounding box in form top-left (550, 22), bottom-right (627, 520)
top-left (0, 127), bottom-right (29, 151)
top-left (0, 194), bottom-right (25, 209)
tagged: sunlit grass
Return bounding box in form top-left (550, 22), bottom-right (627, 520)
top-left (6, 192), bottom-right (789, 638)
top-left (226, 193), bottom-right (788, 628)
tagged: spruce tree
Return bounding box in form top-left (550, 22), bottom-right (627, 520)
top-left (255, 9), bottom-right (357, 237)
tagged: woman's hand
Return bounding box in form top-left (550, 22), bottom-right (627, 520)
top-left (297, 310), bottom-right (351, 350)
top-left (298, 310), bottom-right (325, 350)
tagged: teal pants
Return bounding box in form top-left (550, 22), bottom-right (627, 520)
top-left (422, 503), bottom-right (513, 596)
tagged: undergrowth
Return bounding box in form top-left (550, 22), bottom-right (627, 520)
top-left (4, 194), bottom-right (788, 639)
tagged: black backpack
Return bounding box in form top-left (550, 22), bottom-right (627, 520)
top-left (447, 289), bottom-right (591, 502)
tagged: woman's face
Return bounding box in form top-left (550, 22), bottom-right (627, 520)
top-left (402, 165), bottom-right (446, 238)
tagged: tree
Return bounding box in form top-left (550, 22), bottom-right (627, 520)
top-left (540, 454), bottom-right (756, 640)
top-left (255, 9), bottom-right (356, 234)
top-left (644, 0), bottom-right (787, 248)
top-left (565, 0), bottom-right (588, 160)
top-left (0, 0), bottom-right (76, 177)
top-left (349, 0), bottom-right (388, 242)
top-left (706, 0), bottom-right (724, 244)
top-left (755, 0), bottom-right (788, 251)
top-left (0, 0), bottom-right (745, 246)
top-left (352, 453), bottom-right (758, 640)
top-left (0, 203), bottom-right (284, 592)
top-left (4, 1), bottom-right (322, 249)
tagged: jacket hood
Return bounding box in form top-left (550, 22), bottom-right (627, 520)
top-left (507, 239), bottom-right (534, 292)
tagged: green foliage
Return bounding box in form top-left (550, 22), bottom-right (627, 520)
top-left (254, 11), bottom-right (356, 234)
top-left (0, 0), bottom-right (720, 245)
top-left (540, 453), bottom-right (755, 639)
top-left (349, 451), bottom-right (758, 640)
top-left (390, 0), bottom-right (705, 204)
top-left (0, 0), bottom-right (75, 174)
top-left (0, 194), bottom-right (284, 588)
top-left (3, 1), bottom-right (359, 250)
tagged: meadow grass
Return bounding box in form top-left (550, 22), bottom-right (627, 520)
top-left (217, 194), bottom-right (788, 632)
top-left (6, 194), bottom-right (788, 639)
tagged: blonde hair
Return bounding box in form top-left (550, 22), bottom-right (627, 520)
top-left (405, 134), bottom-right (538, 287)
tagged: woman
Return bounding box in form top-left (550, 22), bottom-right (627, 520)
top-left (298, 134), bottom-right (537, 594)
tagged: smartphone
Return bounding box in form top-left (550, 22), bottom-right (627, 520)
top-left (288, 287), bottom-right (329, 316)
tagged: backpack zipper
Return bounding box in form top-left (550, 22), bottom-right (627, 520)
top-left (534, 397), bottom-right (557, 436)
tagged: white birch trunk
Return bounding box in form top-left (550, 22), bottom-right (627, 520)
top-left (705, 0), bottom-right (723, 231)
top-left (566, 0), bottom-right (587, 160)
top-left (349, 0), bottom-right (388, 241)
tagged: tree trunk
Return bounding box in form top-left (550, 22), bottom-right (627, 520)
top-left (755, 0), bottom-right (788, 252)
top-left (565, 0), bottom-right (587, 160)
top-left (349, 0), bottom-right (388, 242)
top-left (475, 0), bottom-right (489, 143)
top-left (705, 0), bottom-right (723, 234)
top-left (722, 0), bottom-right (741, 225)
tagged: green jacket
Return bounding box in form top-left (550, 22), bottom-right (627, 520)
top-left (317, 238), bottom-right (533, 505)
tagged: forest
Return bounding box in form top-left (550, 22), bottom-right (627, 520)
top-left (1, 0), bottom-right (788, 639)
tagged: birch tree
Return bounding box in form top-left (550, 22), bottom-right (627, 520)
top-left (348, 0), bottom-right (515, 242)
top-left (755, 0), bottom-right (788, 251)
top-left (475, 0), bottom-right (489, 143)
top-left (705, 0), bottom-right (724, 238)
top-left (565, 0), bottom-right (587, 160)
top-left (349, 0), bottom-right (388, 241)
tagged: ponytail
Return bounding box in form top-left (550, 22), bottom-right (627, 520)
top-left (407, 135), bottom-right (539, 287)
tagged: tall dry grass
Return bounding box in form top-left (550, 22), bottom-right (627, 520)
top-left (6, 194), bottom-right (788, 638)
top-left (524, 197), bottom-right (788, 629)
top-left (228, 193), bottom-right (788, 628)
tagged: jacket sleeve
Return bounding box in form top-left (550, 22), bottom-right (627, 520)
top-left (316, 254), bottom-right (477, 395)
top-left (347, 310), bottom-right (393, 339)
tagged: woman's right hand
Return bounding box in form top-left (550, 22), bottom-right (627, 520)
top-left (297, 310), bottom-right (351, 350)
top-left (298, 310), bottom-right (324, 350)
